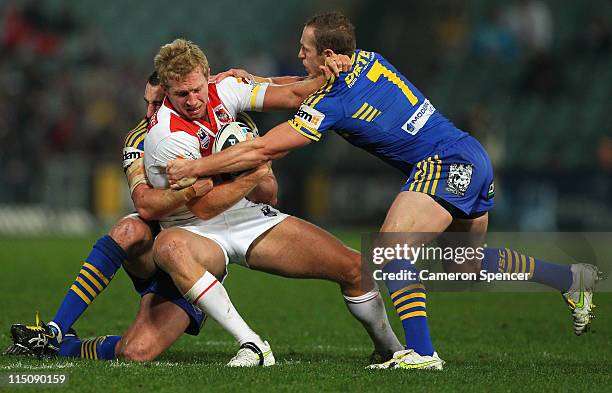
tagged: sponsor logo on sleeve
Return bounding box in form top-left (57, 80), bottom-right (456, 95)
top-left (295, 104), bottom-right (325, 130)
top-left (122, 147), bottom-right (143, 168)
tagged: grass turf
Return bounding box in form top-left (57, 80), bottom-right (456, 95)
top-left (0, 235), bottom-right (610, 393)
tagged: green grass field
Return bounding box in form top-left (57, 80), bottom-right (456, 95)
top-left (0, 235), bottom-right (610, 393)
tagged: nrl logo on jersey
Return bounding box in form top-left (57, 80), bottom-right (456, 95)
top-left (197, 128), bottom-right (211, 150)
top-left (213, 105), bottom-right (232, 125)
top-left (446, 163), bottom-right (473, 197)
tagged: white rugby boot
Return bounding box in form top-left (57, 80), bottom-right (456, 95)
top-left (227, 341), bottom-right (275, 367)
top-left (367, 349), bottom-right (444, 370)
top-left (562, 263), bottom-right (602, 335)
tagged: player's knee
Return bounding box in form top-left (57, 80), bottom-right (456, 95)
top-left (153, 229), bottom-right (189, 268)
top-left (109, 216), bottom-right (153, 257)
top-left (118, 341), bottom-right (159, 362)
top-left (339, 249), bottom-right (363, 288)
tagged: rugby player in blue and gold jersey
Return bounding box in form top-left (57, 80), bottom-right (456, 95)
top-left (166, 12), bottom-right (602, 370)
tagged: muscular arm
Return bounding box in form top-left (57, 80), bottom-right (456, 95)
top-left (262, 75), bottom-right (326, 111)
top-left (169, 122), bottom-right (311, 181)
top-left (188, 164), bottom-right (271, 220)
top-left (131, 182), bottom-right (208, 222)
top-left (246, 166), bottom-right (278, 206)
top-left (126, 157), bottom-right (212, 221)
top-left (252, 75), bottom-right (305, 85)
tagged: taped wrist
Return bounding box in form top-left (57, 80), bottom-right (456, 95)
top-left (181, 186), bottom-right (197, 202)
top-left (126, 157), bottom-right (147, 194)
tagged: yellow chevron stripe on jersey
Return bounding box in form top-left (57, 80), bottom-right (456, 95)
top-left (305, 78), bottom-right (333, 105)
top-left (366, 108), bottom-right (380, 122)
top-left (131, 132), bottom-right (147, 150)
top-left (126, 129), bottom-right (146, 148)
top-left (124, 119), bottom-right (148, 145)
top-left (359, 105), bottom-right (374, 121)
top-left (305, 75), bottom-right (336, 108)
top-left (288, 119), bottom-right (321, 141)
top-left (352, 102), bottom-right (369, 119)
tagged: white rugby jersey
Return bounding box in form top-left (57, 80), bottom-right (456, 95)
top-left (144, 77), bottom-right (268, 225)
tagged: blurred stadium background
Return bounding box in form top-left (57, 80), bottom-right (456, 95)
top-left (0, 0), bottom-right (610, 235)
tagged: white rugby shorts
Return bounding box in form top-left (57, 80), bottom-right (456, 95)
top-left (162, 201), bottom-right (288, 267)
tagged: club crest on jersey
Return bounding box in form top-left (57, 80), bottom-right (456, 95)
top-left (213, 105), bottom-right (232, 125)
top-left (446, 163), bottom-right (473, 197)
top-left (197, 128), bottom-right (210, 150)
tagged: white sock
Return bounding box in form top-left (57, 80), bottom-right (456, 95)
top-left (344, 289), bottom-right (403, 354)
top-left (184, 271), bottom-right (262, 346)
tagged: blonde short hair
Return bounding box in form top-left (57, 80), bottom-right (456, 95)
top-left (154, 38), bottom-right (210, 88)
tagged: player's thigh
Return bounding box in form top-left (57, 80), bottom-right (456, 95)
top-left (153, 227), bottom-right (227, 279)
top-left (440, 213), bottom-right (489, 274)
top-left (246, 216), bottom-right (362, 283)
top-left (380, 191), bottom-right (453, 244)
top-left (118, 293), bottom-right (190, 362)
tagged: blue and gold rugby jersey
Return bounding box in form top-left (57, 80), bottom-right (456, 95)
top-left (288, 50), bottom-right (467, 175)
top-left (122, 118), bottom-right (148, 171)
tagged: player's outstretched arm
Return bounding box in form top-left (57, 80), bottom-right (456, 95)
top-left (212, 68), bottom-right (305, 85)
top-left (187, 163), bottom-right (271, 220)
top-left (167, 122), bottom-right (310, 183)
top-left (262, 54), bottom-right (351, 111)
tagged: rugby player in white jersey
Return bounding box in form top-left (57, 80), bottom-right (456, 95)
top-left (7, 73), bottom-right (279, 363)
top-left (145, 38), bottom-right (403, 367)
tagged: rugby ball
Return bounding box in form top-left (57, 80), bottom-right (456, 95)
top-left (212, 122), bottom-right (252, 153)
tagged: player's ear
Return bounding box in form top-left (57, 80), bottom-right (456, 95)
top-left (322, 49), bottom-right (337, 58)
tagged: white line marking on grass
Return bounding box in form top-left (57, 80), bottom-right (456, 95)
top-left (2, 361), bottom-right (77, 370)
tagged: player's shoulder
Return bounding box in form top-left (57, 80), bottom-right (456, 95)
top-left (301, 74), bottom-right (341, 112)
top-left (215, 76), bottom-right (251, 94)
top-left (148, 100), bottom-right (199, 136)
top-left (123, 117), bottom-right (148, 149)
